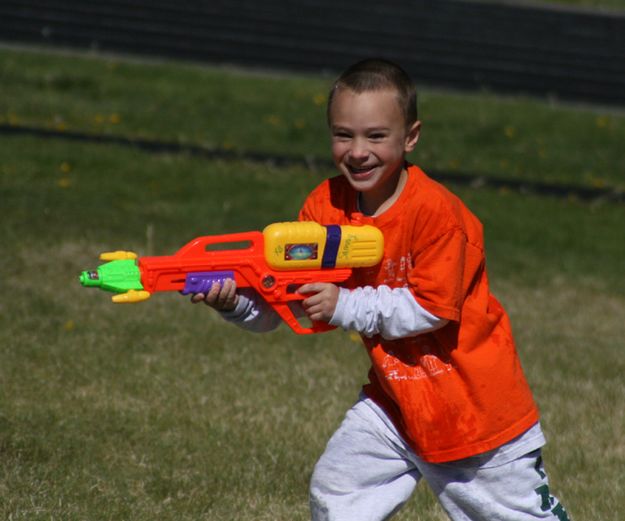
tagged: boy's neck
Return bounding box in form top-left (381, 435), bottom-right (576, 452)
top-left (358, 168), bottom-right (408, 217)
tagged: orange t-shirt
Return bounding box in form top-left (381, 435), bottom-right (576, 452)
top-left (299, 165), bottom-right (540, 463)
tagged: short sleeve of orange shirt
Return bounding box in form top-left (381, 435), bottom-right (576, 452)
top-left (299, 164), bottom-right (540, 463)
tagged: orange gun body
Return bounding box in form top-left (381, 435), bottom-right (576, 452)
top-left (140, 231), bottom-right (354, 334)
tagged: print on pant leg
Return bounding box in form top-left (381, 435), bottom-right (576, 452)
top-left (309, 495), bottom-right (330, 521)
top-left (533, 455), bottom-right (571, 521)
top-left (534, 454), bottom-right (546, 479)
top-left (552, 503), bottom-right (571, 521)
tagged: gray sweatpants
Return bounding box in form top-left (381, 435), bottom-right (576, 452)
top-left (310, 397), bottom-right (570, 521)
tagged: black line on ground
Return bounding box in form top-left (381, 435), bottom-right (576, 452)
top-left (2, 123), bottom-right (622, 204)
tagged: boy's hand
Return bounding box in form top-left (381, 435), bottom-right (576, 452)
top-left (298, 283), bottom-right (340, 323)
top-left (190, 278), bottom-right (239, 311)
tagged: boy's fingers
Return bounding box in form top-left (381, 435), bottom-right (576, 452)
top-left (223, 278), bottom-right (236, 294)
top-left (202, 282), bottom-right (221, 304)
top-left (304, 303), bottom-right (332, 322)
top-left (190, 280), bottom-right (238, 311)
top-left (216, 280), bottom-right (233, 306)
top-left (301, 292), bottom-right (321, 310)
top-left (298, 282), bottom-right (327, 295)
top-left (211, 279), bottom-right (238, 311)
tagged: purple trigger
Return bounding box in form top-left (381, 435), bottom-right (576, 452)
top-left (181, 271), bottom-right (235, 295)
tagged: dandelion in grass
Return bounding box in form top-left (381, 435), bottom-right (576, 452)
top-left (582, 170), bottom-right (609, 189)
top-left (504, 125), bottom-right (517, 139)
top-left (57, 177), bottom-right (72, 188)
top-left (63, 320), bottom-right (76, 332)
top-left (60, 161), bottom-right (72, 174)
top-left (57, 161), bottom-right (73, 188)
top-left (53, 115), bottom-right (67, 131)
top-left (312, 93), bottom-right (326, 106)
top-left (265, 114), bottom-right (282, 126)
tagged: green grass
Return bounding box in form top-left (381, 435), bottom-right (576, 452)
top-left (1, 47), bottom-right (624, 520)
top-left (477, 0), bottom-right (625, 11)
top-left (542, 0), bottom-right (625, 10)
top-left (2, 47), bottom-right (625, 193)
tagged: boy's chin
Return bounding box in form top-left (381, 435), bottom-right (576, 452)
top-left (343, 175), bottom-right (376, 192)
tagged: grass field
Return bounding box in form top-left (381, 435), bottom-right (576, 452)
top-left (485, 0), bottom-right (625, 11)
top-left (1, 47), bottom-right (624, 520)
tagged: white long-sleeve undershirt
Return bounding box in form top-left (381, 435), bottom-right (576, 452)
top-left (220, 285), bottom-right (448, 338)
top-left (329, 286), bottom-right (448, 340)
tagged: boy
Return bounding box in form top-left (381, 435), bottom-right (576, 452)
top-left (191, 59), bottom-right (570, 521)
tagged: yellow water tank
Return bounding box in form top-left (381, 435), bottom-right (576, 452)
top-left (263, 221), bottom-right (383, 270)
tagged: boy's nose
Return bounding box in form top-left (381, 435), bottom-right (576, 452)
top-left (349, 139), bottom-right (369, 160)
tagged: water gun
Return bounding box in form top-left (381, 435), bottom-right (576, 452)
top-left (79, 221), bottom-right (384, 334)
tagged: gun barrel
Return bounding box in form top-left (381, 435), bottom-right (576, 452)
top-left (79, 270), bottom-right (102, 289)
top-left (79, 259), bottom-right (143, 293)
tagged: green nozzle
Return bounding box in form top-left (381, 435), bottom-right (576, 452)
top-left (79, 259), bottom-right (144, 293)
top-left (80, 270), bottom-right (102, 287)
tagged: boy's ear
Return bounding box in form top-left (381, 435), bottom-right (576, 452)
top-left (404, 121), bottom-right (421, 152)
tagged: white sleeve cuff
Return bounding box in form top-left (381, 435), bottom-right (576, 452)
top-left (220, 289), bottom-right (282, 333)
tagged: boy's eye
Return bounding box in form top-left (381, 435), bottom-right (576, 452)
top-left (333, 131), bottom-right (352, 140)
top-left (369, 133), bottom-right (387, 141)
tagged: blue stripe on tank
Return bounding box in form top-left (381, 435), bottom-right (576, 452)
top-left (322, 225), bottom-right (342, 268)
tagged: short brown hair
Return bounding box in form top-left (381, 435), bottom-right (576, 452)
top-left (327, 58), bottom-right (418, 128)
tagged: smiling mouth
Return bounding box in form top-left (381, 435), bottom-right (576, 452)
top-left (347, 165), bottom-right (376, 178)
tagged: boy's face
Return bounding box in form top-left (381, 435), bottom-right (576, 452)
top-left (329, 87), bottom-right (420, 206)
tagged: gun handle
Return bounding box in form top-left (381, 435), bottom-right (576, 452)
top-left (271, 302), bottom-right (337, 335)
top-left (258, 267), bottom-right (353, 335)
